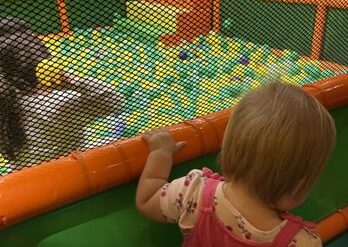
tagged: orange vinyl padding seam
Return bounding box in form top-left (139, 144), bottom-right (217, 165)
top-left (0, 75), bottom-right (347, 240)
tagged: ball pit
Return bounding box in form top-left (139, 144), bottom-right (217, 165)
top-left (0, 14), bottom-right (328, 173)
top-left (35, 16), bottom-right (345, 152)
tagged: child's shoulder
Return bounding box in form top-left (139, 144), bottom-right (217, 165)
top-left (160, 169), bottom-right (207, 223)
top-left (292, 227), bottom-right (322, 247)
top-left (166, 169), bottom-right (206, 192)
top-left (170, 168), bottom-right (221, 189)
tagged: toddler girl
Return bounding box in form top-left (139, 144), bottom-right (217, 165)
top-left (136, 82), bottom-right (336, 247)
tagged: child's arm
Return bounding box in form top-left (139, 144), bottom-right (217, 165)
top-left (136, 128), bottom-right (186, 222)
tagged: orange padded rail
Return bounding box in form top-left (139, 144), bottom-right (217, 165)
top-left (316, 207), bottom-right (348, 243)
top-left (0, 75), bottom-right (347, 232)
top-left (303, 73), bottom-right (348, 109)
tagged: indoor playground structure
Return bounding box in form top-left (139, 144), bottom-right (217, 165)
top-left (0, 0), bottom-right (348, 246)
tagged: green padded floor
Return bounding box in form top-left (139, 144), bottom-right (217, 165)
top-left (326, 233), bottom-right (348, 247)
top-left (0, 105), bottom-right (347, 247)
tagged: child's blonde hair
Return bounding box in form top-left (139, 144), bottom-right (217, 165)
top-left (220, 82), bottom-right (336, 204)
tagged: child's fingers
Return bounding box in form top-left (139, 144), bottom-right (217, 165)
top-left (143, 130), bottom-right (152, 136)
top-left (176, 141), bottom-right (187, 152)
top-left (156, 127), bottom-right (168, 134)
top-left (144, 129), bottom-right (157, 136)
top-left (159, 127), bottom-right (167, 132)
top-left (153, 128), bottom-right (164, 135)
top-left (141, 135), bottom-right (150, 143)
top-left (142, 131), bottom-right (153, 142)
top-left (142, 129), bottom-right (159, 141)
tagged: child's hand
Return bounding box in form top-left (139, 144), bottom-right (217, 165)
top-left (142, 128), bottom-right (186, 155)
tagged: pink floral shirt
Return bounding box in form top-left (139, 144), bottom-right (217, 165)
top-left (160, 169), bottom-right (322, 247)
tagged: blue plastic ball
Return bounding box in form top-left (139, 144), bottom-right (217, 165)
top-left (179, 51), bottom-right (189, 60)
top-left (240, 56), bottom-right (250, 65)
top-left (112, 117), bottom-right (126, 139)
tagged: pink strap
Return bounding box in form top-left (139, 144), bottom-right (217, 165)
top-left (201, 168), bottom-right (223, 209)
top-left (272, 220), bottom-right (301, 246)
top-left (273, 213), bottom-right (316, 246)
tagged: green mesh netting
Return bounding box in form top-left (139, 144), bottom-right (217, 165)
top-left (0, 0), bottom-right (347, 175)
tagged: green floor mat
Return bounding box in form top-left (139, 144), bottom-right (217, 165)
top-left (326, 232), bottom-right (348, 247)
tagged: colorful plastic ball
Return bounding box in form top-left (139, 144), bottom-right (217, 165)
top-left (111, 117), bottom-right (126, 139)
top-left (240, 56), bottom-right (249, 65)
top-left (288, 64), bottom-right (301, 77)
top-left (179, 51), bottom-right (189, 60)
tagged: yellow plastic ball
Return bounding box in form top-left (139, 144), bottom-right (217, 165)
top-left (141, 81), bottom-right (161, 90)
top-left (126, 111), bottom-right (142, 125)
top-left (283, 49), bottom-right (292, 57)
top-left (94, 122), bottom-right (109, 131)
top-left (80, 51), bottom-right (87, 58)
top-left (255, 65), bottom-right (268, 77)
top-left (229, 42), bottom-right (241, 51)
top-left (251, 81), bottom-right (262, 89)
top-left (109, 44), bottom-right (117, 50)
top-left (111, 80), bottom-right (120, 87)
top-left (246, 42), bottom-right (254, 50)
top-left (0, 154), bottom-right (9, 165)
top-left (197, 95), bottom-right (210, 108)
top-left (200, 79), bottom-right (213, 90)
top-left (168, 84), bottom-right (183, 93)
top-left (178, 94), bottom-right (191, 109)
top-left (160, 96), bottom-right (174, 110)
top-left (36, 58), bottom-right (65, 86)
top-left (231, 64), bottom-right (246, 78)
top-left (250, 52), bottom-right (262, 63)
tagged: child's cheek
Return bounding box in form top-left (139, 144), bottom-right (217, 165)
top-left (275, 194), bottom-right (306, 211)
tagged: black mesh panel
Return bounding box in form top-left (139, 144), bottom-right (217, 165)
top-left (0, 0), bottom-right (347, 175)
